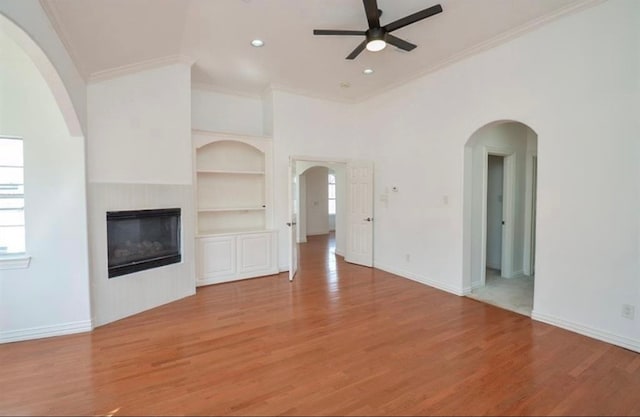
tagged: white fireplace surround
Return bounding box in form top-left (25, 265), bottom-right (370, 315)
top-left (88, 183), bottom-right (196, 326)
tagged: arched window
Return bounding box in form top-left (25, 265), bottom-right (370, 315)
top-left (328, 173), bottom-right (336, 215)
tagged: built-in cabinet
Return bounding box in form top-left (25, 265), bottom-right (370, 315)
top-left (193, 130), bottom-right (278, 286)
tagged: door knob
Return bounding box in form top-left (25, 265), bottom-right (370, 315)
top-left (364, 217), bottom-right (373, 222)
top-left (286, 222), bottom-right (297, 227)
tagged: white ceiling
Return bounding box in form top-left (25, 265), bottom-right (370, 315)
top-left (43, 0), bottom-right (594, 101)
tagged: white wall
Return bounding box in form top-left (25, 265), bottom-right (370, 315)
top-left (271, 92), bottom-right (361, 269)
top-left (88, 64), bottom-right (192, 184)
top-left (303, 166), bottom-right (329, 236)
top-left (0, 30), bottom-right (91, 342)
top-left (87, 63), bottom-right (195, 326)
top-left (192, 88), bottom-right (263, 136)
top-left (360, 1), bottom-right (640, 351)
top-left (486, 155), bottom-right (503, 270)
top-left (0, 1), bottom-right (86, 136)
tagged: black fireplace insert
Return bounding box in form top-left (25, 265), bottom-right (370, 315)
top-left (106, 208), bottom-right (181, 278)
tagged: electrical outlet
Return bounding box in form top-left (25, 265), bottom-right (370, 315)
top-left (622, 304), bottom-right (635, 320)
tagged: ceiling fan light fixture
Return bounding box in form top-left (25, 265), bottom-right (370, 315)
top-left (312, 1), bottom-right (442, 60)
top-left (366, 39), bottom-right (386, 52)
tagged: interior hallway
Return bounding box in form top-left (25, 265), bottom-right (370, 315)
top-left (1, 234), bottom-right (639, 415)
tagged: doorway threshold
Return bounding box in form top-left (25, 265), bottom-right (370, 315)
top-left (467, 270), bottom-right (534, 317)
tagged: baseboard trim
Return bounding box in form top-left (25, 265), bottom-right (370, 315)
top-left (0, 320), bottom-right (93, 344)
top-left (532, 310), bottom-right (640, 353)
top-left (374, 262), bottom-right (465, 296)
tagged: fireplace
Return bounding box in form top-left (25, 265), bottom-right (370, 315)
top-left (106, 208), bottom-right (181, 278)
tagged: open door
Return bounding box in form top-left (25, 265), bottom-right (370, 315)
top-left (500, 153), bottom-right (516, 278)
top-left (346, 160), bottom-right (374, 267)
top-left (530, 156), bottom-right (537, 275)
top-left (287, 159), bottom-right (298, 281)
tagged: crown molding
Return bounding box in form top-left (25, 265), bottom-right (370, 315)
top-left (88, 55), bottom-right (195, 84)
top-left (191, 82), bottom-right (264, 99)
top-left (192, 0), bottom-right (603, 106)
top-left (354, 0), bottom-right (606, 103)
top-left (191, 82), bottom-right (356, 104)
top-left (45, 0), bottom-right (602, 102)
top-left (267, 84), bottom-right (356, 104)
top-left (39, 0), bottom-right (89, 80)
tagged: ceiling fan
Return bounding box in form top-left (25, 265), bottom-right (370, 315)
top-left (313, 0), bottom-right (443, 60)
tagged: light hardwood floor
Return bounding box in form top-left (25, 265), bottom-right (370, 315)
top-left (1, 234), bottom-right (639, 415)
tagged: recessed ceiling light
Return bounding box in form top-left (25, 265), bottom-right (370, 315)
top-left (250, 39), bottom-right (264, 47)
top-left (363, 68), bottom-right (374, 75)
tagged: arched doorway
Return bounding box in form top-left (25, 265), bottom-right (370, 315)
top-left (463, 121), bottom-right (538, 316)
top-left (296, 161), bottom-right (346, 259)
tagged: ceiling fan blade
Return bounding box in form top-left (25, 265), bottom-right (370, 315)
top-left (384, 4), bottom-right (443, 33)
top-left (346, 40), bottom-right (367, 60)
top-left (363, 0), bottom-right (380, 28)
top-left (386, 34), bottom-right (417, 51)
top-left (313, 29), bottom-right (366, 36)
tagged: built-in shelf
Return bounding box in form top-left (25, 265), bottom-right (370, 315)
top-left (197, 169), bottom-right (265, 175)
top-left (193, 131), bottom-right (277, 287)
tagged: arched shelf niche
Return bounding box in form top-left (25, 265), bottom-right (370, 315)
top-left (192, 130), bottom-right (277, 287)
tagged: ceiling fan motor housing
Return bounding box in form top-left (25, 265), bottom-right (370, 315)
top-left (366, 27), bottom-right (386, 43)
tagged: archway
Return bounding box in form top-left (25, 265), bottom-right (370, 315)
top-left (463, 120), bottom-right (538, 316)
top-left (0, 13), bottom-right (83, 137)
top-left (0, 14), bottom-right (91, 342)
top-left (296, 161), bottom-right (346, 258)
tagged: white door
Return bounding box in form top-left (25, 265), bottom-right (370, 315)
top-left (486, 155), bottom-right (504, 271)
top-left (346, 160), bottom-right (374, 267)
top-left (530, 156), bottom-right (537, 275)
top-left (500, 153), bottom-right (516, 278)
top-left (288, 159), bottom-right (298, 281)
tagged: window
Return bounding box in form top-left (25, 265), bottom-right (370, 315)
top-left (328, 173), bottom-right (336, 215)
top-left (0, 136), bottom-right (25, 255)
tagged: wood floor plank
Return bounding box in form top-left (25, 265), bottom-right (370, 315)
top-left (1, 233), bottom-right (639, 415)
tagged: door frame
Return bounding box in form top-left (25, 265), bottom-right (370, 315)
top-left (289, 155), bottom-right (349, 274)
top-left (480, 146), bottom-right (517, 286)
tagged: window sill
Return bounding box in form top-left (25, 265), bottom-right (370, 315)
top-left (0, 254), bottom-right (31, 270)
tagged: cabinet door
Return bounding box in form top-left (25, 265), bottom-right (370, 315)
top-left (198, 236), bottom-right (236, 282)
top-left (237, 232), bottom-right (275, 275)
